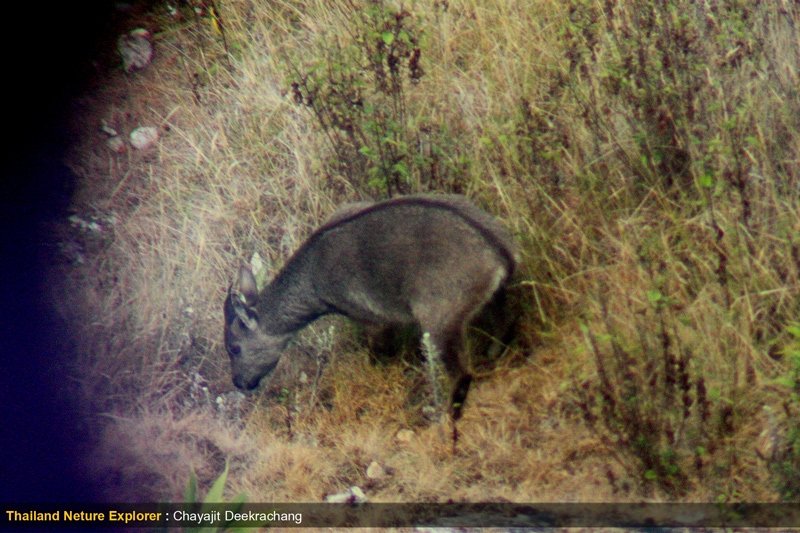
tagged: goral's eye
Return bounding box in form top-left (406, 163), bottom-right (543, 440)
top-left (227, 344), bottom-right (241, 357)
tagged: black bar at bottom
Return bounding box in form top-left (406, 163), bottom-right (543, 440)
top-left (2, 503), bottom-right (799, 528)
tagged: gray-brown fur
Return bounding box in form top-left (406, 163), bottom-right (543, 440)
top-left (224, 194), bottom-right (519, 419)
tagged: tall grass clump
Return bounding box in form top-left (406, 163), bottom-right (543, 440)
top-left (283, 0), bottom-right (430, 197)
top-left (769, 326), bottom-right (800, 500)
top-left (557, 0), bottom-right (800, 497)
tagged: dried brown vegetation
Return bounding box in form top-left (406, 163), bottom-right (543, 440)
top-left (54, 0), bottom-right (800, 506)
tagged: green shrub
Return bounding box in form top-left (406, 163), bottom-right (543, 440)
top-left (286, 0), bottom-right (426, 197)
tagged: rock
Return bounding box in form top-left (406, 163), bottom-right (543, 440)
top-left (106, 136), bottom-right (126, 153)
top-left (118, 28), bottom-right (154, 72)
top-left (68, 214), bottom-right (102, 233)
top-left (216, 390), bottom-right (246, 422)
top-left (100, 120), bottom-right (118, 137)
top-left (395, 429), bottom-right (414, 443)
top-left (325, 486), bottom-right (367, 503)
top-left (130, 126), bottom-right (159, 150)
top-left (366, 461), bottom-right (387, 480)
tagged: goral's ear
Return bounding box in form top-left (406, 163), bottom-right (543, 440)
top-left (228, 283), bottom-right (259, 331)
top-left (237, 265), bottom-right (259, 306)
top-left (228, 264), bottom-right (259, 331)
top-left (233, 297), bottom-right (259, 331)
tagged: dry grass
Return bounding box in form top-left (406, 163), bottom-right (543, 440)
top-left (53, 0), bottom-right (800, 510)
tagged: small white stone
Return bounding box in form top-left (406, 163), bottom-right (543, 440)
top-left (366, 461), bottom-right (387, 480)
top-left (130, 126), bottom-right (159, 150)
top-left (129, 28), bottom-right (151, 39)
top-left (395, 429), bottom-right (414, 443)
top-left (118, 29), bottom-right (154, 72)
top-left (106, 136), bottom-right (126, 153)
top-left (100, 120), bottom-right (118, 137)
top-left (325, 486), bottom-right (367, 503)
top-left (325, 491), bottom-right (348, 503)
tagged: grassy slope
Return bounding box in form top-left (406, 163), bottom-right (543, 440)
top-left (59, 0), bottom-right (800, 504)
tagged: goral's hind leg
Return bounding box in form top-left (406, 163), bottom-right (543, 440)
top-left (450, 373), bottom-right (473, 421)
top-left (425, 324), bottom-right (476, 451)
top-left (449, 372), bottom-right (473, 450)
top-left (416, 287), bottom-right (487, 446)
